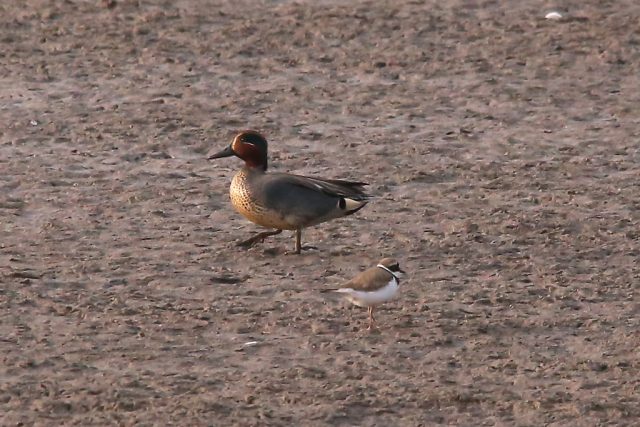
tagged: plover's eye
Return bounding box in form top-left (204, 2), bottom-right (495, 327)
top-left (391, 263), bottom-right (399, 271)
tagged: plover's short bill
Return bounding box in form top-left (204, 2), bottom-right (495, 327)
top-left (322, 258), bottom-right (405, 330)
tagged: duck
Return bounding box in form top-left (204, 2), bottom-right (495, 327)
top-left (322, 258), bottom-right (405, 330)
top-left (208, 131), bottom-right (370, 253)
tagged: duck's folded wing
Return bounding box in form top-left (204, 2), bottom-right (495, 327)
top-left (285, 174), bottom-right (370, 200)
top-left (257, 173), bottom-right (370, 224)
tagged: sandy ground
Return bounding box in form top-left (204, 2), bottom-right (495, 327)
top-left (1, 0), bottom-right (639, 425)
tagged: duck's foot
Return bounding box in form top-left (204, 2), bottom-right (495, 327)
top-left (237, 229), bottom-right (282, 248)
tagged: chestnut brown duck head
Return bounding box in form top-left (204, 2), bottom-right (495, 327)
top-left (208, 130), bottom-right (269, 170)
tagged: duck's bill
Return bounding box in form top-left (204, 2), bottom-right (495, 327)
top-left (208, 145), bottom-right (234, 160)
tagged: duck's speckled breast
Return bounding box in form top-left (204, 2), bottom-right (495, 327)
top-left (230, 169), bottom-right (296, 230)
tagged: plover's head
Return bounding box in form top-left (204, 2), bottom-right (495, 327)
top-left (378, 257), bottom-right (406, 277)
top-left (208, 130), bottom-right (269, 171)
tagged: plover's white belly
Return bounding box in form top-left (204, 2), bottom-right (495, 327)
top-left (339, 279), bottom-right (399, 307)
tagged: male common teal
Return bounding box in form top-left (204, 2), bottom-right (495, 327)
top-left (322, 258), bottom-right (405, 330)
top-left (208, 131), bottom-right (370, 254)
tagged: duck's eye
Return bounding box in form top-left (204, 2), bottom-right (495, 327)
top-left (241, 133), bottom-right (265, 146)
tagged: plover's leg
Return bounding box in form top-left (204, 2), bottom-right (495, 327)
top-left (367, 307), bottom-right (378, 330)
top-left (237, 229), bottom-right (282, 248)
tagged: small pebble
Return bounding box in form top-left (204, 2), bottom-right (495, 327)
top-left (545, 11), bottom-right (563, 20)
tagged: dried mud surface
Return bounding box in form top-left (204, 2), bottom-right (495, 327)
top-left (1, 0), bottom-right (639, 425)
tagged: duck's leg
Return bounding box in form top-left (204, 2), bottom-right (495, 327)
top-left (295, 228), bottom-right (302, 254)
top-left (237, 229), bottom-right (282, 248)
top-left (290, 229), bottom-right (318, 254)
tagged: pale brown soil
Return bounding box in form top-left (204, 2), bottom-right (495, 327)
top-left (1, 0), bottom-right (639, 425)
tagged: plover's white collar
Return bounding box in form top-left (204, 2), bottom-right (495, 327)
top-left (377, 264), bottom-right (400, 281)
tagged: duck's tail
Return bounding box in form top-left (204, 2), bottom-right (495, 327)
top-left (341, 198), bottom-right (368, 215)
